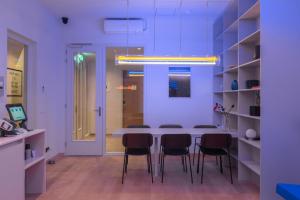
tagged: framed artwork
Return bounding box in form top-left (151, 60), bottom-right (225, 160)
top-left (169, 67), bottom-right (191, 97)
top-left (7, 68), bottom-right (23, 97)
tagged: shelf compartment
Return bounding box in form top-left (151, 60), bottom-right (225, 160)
top-left (239, 113), bottom-right (260, 120)
top-left (240, 160), bottom-right (260, 175)
top-left (224, 66), bottom-right (238, 73)
top-left (238, 0), bottom-right (259, 18)
top-left (239, 137), bottom-right (260, 149)
top-left (25, 156), bottom-right (45, 170)
top-left (239, 1), bottom-right (260, 20)
top-left (239, 59), bottom-right (260, 69)
top-left (239, 30), bottom-right (260, 44)
top-left (239, 63), bottom-right (260, 90)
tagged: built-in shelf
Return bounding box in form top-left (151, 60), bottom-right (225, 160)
top-left (223, 20), bottom-right (238, 34)
top-left (214, 91), bottom-right (223, 94)
top-left (227, 42), bottom-right (239, 51)
top-left (239, 88), bottom-right (260, 92)
top-left (239, 59), bottom-right (260, 69)
top-left (240, 30), bottom-right (260, 44)
top-left (224, 66), bottom-right (238, 73)
top-left (223, 90), bottom-right (239, 93)
top-left (214, 72), bottom-right (224, 77)
top-left (239, 137), bottom-right (261, 149)
top-left (240, 160), bottom-right (260, 175)
top-left (239, 113), bottom-right (260, 120)
top-left (25, 156), bottom-right (45, 170)
top-left (239, 1), bottom-right (260, 20)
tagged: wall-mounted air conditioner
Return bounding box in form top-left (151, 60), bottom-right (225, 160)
top-left (104, 18), bottom-right (147, 34)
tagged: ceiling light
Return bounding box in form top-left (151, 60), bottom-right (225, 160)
top-left (116, 55), bottom-right (219, 66)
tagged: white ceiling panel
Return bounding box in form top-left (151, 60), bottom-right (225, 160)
top-left (40, 0), bottom-right (232, 19)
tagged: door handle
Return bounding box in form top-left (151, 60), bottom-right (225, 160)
top-left (93, 107), bottom-right (101, 116)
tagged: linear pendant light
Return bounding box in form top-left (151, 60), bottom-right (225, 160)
top-left (116, 0), bottom-right (218, 66)
top-left (115, 55), bottom-right (219, 65)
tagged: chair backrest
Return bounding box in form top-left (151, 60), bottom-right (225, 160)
top-left (194, 125), bottom-right (217, 128)
top-left (159, 124), bottom-right (182, 128)
top-left (161, 134), bottom-right (191, 149)
top-left (201, 134), bottom-right (232, 149)
top-left (122, 133), bottom-right (153, 148)
top-left (127, 125), bottom-right (151, 128)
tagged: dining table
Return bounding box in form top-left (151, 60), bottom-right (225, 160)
top-left (112, 128), bottom-right (238, 176)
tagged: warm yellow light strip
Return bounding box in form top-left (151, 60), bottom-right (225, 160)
top-left (115, 55), bottom-right (219, 66)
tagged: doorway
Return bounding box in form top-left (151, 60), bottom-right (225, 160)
top-left (65, 46), bottom-right (103, 155)
top-left (105, 47), bottom-right (144, 153)
top-left (6, 38), bottom-right (27, 107)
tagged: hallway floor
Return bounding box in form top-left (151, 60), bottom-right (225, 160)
top-left (27, 155), bottom-right (259, 200)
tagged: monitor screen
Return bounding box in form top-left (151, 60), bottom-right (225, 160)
top-left (6, 104), bottom-right (27, 122)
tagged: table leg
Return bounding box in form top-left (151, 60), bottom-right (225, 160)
top-left (154, 136), bottom-right (160, 177)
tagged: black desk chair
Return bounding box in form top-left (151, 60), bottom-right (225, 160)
top-left (197, 133), bottom-right (233, 184)
top-left (127, 125), bottom-right (151, 128)
top-left (122, 133), bottom-right (153, 184)
top-left (192, 125), bottom-right (217, 164)
top-left (160, 134), bottom-right (193, 183)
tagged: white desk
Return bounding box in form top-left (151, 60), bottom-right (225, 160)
top-left (113, 128), bottom-right (236, 176)
top-left (0, 129), bottom-right (46, 200)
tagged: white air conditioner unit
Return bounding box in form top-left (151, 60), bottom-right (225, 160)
top-left (104, 18), bottom-right (146, 34)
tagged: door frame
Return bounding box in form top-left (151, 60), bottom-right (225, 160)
top-left (6, 30), bottom-right (37, 129)
top-left (65, 44), bottom-right (104, 156)
top-left (101, 43), bottom-right (146, 156)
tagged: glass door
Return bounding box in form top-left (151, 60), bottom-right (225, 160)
top-left (65, 46), bottom-right (103, 155)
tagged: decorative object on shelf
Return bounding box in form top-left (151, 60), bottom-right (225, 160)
top-left (253, 45), bottom-right (260, 60)
top-left (231, 80), bottom-right (238, 90)
top-left (246, 80), bottom-right (260, 89)
top-left (25, 144), bottom-right (32, 160)
top-left (249, 91), bottom-right (260, 116)
top-left (213, 103), bottom-right (224, 112)
top-left (245, 129), bottom-right (259, 140)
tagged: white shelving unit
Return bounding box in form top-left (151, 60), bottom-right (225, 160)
top-left (213, 0), bottom-right (261, 186)
top-left (0, 130), bottom-right (46, 200)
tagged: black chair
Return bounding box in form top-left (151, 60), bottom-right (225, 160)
top-left (192, 125), bottom-right (217, 164)
top-left (158, 124), bottom-right (183, 167)
top-left (160, 134), bottom-right (193, 183)
top-left (122, 133), bottom-right (153, 184)
top-left (127, 125), bottom-right (151, 128)
top-left (197, 133), bottom-right (233, 184)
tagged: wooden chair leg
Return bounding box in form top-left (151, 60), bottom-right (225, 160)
top-left (201, 153), bottom-right (205, 184)
top-left (197, 147), bottom-right (201, 174)
top-left (228, 153), bottom-right (233, 184)
top-left (188, 153), bottom-right (193, 184)
top-left (122, 154), bottom-right (126, 184)
top-left (220, 156), bottom-right (223, 174)
top-left (149, 153), bottom-right (154, 183)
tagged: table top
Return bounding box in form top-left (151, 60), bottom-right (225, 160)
top-left (113, 128), bottom-right (238, 137)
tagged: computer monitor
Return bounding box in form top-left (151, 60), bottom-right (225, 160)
top-left (6, 104), bottom-right (28, 129)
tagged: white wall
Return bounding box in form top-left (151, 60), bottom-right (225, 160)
top-left (0, 0), bottom-right (65, 158)
top-left (261, 1), bottom-right (300, 199)
top-left (62, 16), bottom-right (214, 128)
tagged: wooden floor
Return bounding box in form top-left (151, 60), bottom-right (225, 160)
top-left (27, 155), bottom-right (259, 200)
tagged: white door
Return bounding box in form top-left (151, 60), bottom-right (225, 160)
top-left (65, 46), bottom-right (103, 155)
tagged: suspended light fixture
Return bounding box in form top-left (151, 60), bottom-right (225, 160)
top-left (116, 0), bottom-right (219, 66)
top-left (116, 55), bottom-right (219, 65)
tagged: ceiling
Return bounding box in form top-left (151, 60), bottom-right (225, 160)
top-left (40, 0), bottom-right (231, 19)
